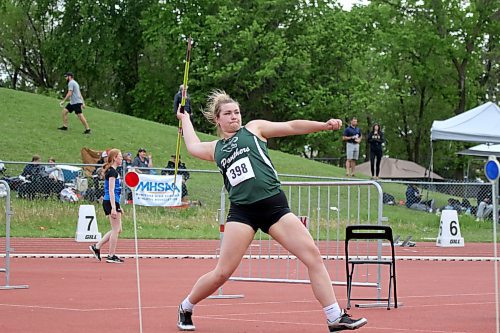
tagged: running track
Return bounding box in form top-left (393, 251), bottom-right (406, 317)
top-left (0, 238), bottom-right (499, 333)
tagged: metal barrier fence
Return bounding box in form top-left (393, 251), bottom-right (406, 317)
top-left (0, 159), bottom-right (498, 240)
top-left (224, 180), bottom-right (385, 289)
top-left (0, 160), bottom-right (227, 241)
top-left (0, 180), bottom-right (29, 290)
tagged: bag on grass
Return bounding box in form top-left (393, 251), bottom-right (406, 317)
top-left (383, 192), bottom-right (395, 205)
top-left (60, 188), bottom-right (78, 203)
top-left (0, 183), bottom-right (7, 198)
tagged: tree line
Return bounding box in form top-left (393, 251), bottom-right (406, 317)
top-left (0, 0), bottom-right (498, 178)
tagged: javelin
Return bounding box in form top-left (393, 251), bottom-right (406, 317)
top-left (174, 36), bottom-right (192, 185)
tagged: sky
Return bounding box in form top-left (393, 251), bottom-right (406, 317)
top-left (339, 0), bottom-right (370, 10)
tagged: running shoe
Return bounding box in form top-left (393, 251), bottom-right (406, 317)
top-left (89, 244), bottom-right (101, 261)
top-left (106, 255), bottom-right (124, 264)
top-left (328, 310), bottom-right (367, 331)
top-left (177, 304), bottom-right (195, 331)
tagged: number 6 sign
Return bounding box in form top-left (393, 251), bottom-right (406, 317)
top-left (436, 209), bottom-right (464, 247)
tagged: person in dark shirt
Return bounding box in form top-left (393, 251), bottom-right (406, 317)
top-left (367, 123), bottom-right (385, 179)
top-left (405, 184), bottom-right (435, 212)
top-left (89, 149), bottom-right (124, 264)
top-left (342, 117), bottom-right (362, 177)
top-left (162, 155), bottom-right (190, 202)
top-left (21, 154), bottom-right (43, 179)
top-left (132, 148), bottom-right (153, 174)
top-left (174, 84), bottom-right (192, 120)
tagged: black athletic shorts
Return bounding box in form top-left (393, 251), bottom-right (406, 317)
top-left (226, 190), bottom-right (292, 234)
top-left (66, 103), bottom-right (83, 114)
top-left (103, 200), bottom-right (122, 216)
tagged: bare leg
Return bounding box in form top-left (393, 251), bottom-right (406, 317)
top-left (95, 213), bottom-right (121, 252)
top-left (107, 213), bottom-right (122, 256)
top-left (96, 230), bottom-right (111, 249)
top-left (269, 213), bottom-right (336, 307)
top-left (345, 160), bottom-right (351, 176)
top-left (77, 113), bottom-right (90, 130)
top-left (187, 222), bottom-right (255, 304)
top-left (351, 160), bottom-right (356, 176)
top-left (62, 109), bottom-right (69, 127)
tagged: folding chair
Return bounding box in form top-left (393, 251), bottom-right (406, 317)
top-left (345, 225), bottom-right (397, 310)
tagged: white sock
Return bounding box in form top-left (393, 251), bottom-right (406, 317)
top-left (181, 297), bottom-right (194, 312)
top-left (324, 303), bottom-right (342, 323)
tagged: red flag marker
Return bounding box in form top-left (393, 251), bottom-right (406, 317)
top-left (125, 171), bottom-right (140, 188)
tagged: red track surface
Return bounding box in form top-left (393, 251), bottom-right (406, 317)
top-left (1, 238), bottom-right (498, 258)
top-left (0, 238), bottom-right (499, 333)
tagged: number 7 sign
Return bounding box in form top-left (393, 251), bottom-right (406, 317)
top-left (75, 205), bottom-right (102, 242)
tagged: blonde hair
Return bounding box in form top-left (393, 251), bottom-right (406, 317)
top-left (202, 89), bottom-right (240, 130)
top-left (102, 148), bottom-right (121, 177)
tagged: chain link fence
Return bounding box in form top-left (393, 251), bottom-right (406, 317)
top-left (378, 179), bottom-right (498, 223)
top-left (0, 159), bottom-right (498, 241)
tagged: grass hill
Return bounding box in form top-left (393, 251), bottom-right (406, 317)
top-left (0, 87), bottom-right (346, 177)
top-left (0, 88), bottom-right (496, 242)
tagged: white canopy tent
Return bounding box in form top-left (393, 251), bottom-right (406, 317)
top-left (430, 102), bottom-right (500, 143)
top-left (457, 144), bottom-right (500, 158)
top-left (456, 144), bottom-right (500, 180)
top-left (430, 102), bottom-right (500, 179)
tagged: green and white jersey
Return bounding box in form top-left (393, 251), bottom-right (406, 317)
top-left (215, 127), bottom-right (281, 205)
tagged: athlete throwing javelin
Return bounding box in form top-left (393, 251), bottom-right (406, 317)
top-left (176, 90), bottom-right (367, 332)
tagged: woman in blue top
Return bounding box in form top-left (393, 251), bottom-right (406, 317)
top-left (89, 149), bottom-right (124, 264)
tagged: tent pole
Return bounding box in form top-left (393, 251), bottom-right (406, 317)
top-left (430, 139), bottom-right (434, 180)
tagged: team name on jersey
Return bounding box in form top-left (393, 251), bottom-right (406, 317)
top-left (221, 147), bottom-right (250, 168)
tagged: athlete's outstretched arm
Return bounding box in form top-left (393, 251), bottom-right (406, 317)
top-left (177, 109), bottom-right (216, 161)
top-left (246, 119), bottom-right (342, 140)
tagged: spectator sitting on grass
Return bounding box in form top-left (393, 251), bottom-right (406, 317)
top-left (405, 184), bottom-right (435, 212)
top-left (476, 196), bottom-right (493, 222)
top-left (21, 154), bottom-right (43, 180)
top-left (45, 157), bottom-right (64, 181)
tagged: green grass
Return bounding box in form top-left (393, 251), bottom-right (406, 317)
top-left (0, 88), bottom-right (498, 242)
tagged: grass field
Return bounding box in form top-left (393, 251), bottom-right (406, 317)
top-left (0, 88), bottom-right (498, 242)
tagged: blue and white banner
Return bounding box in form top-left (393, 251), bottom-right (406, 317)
top-left (133, 174), bottom-right (182, 207)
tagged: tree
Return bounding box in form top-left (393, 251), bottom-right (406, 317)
top-left (0, 0), bottom-right (61, 90)
top-left (429, 0), bottom-right (499, 113)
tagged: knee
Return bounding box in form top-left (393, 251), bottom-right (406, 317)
top-left (112, 225), bottom-right (122, 234)
top-left (212, 268), bottom-right (232, 284)
top-left (303, 246), bottom-right (324, 269)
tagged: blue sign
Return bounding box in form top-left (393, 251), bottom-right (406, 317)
top-left (484, 156), bottom-right (500, 182)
